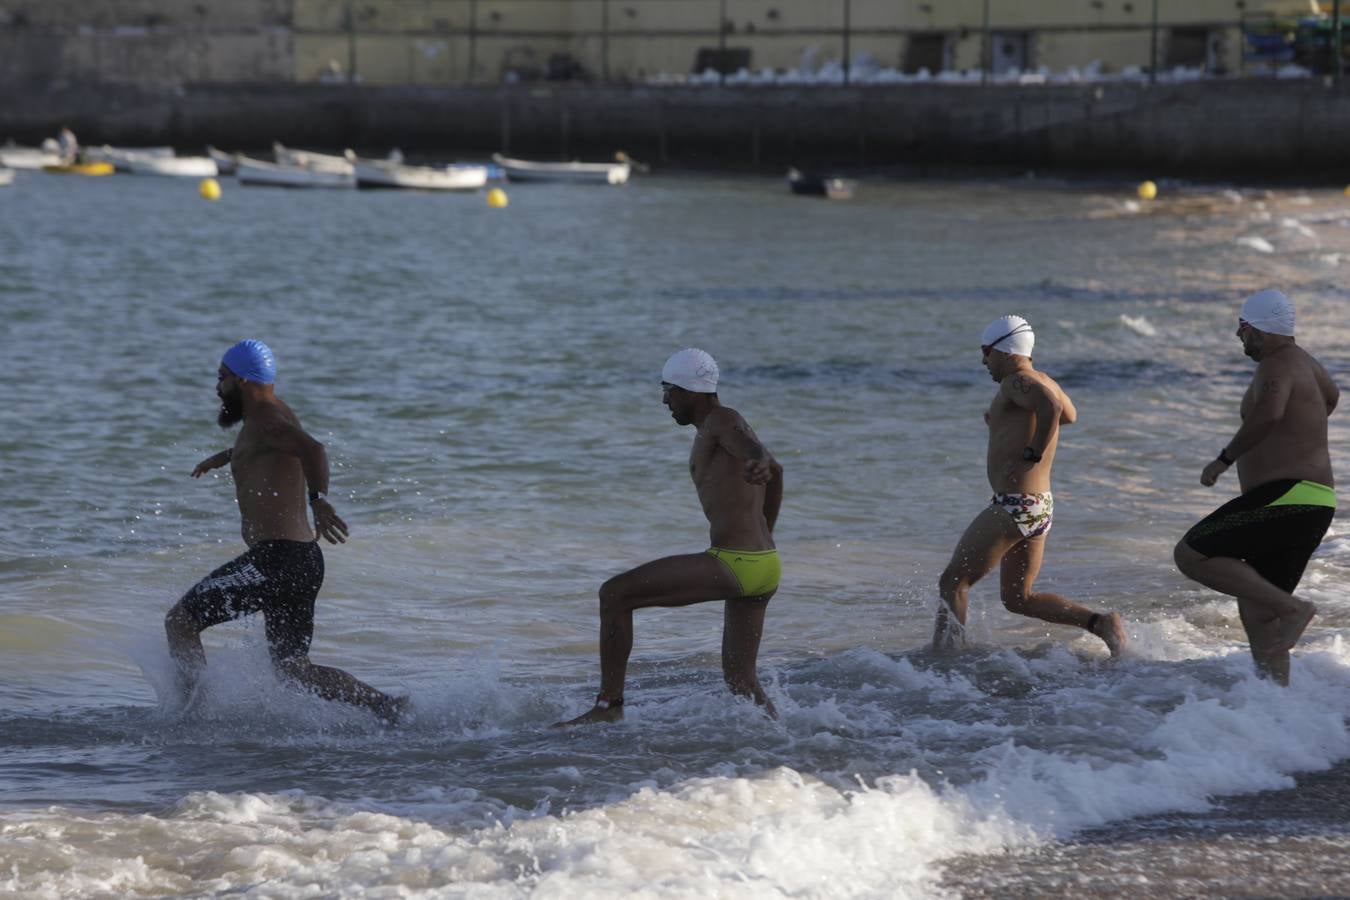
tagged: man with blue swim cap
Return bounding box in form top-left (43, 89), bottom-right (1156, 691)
top-left (163, 340), bottom-right (406, 722)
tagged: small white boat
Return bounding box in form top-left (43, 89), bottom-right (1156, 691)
top-left (86, 145), bottom-right (177, 172)
top-left (235, 155), bottom-right (355, 189)
top-left (207, 146), bottom-right (238, 175)
top-left (347, 151), bottom-right (488, 191)
top-left (492, 153), bottom-right (631, 185)
top-left (0, 167), bottom-right (14, 187)
top-left (121, 152), bottom-right (218, 178)
top-left (273, 142), bottom-right (353, 174)
top-left (0, 143), bottom-right (61, 170)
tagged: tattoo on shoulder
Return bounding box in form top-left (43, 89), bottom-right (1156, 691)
top-left (1260, 378), bottom-right (1278, 395)
top-left (1012, 375), bottom-right (1033, 394)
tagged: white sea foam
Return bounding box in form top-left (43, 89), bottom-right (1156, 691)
top-left (1235, 235), bottom-right (1275, 254)
top-left (5, 637), bottom-right (1350, 898)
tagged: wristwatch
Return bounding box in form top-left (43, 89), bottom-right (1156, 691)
top-left (308, 490), bottom-right (327, 505)
top-left (1022, 446), bottom-right (1043, 463)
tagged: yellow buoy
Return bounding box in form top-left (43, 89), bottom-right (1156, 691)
top-left (1136, 180), bottom-right (1158, 201)
top-left (199, 177), bottom-right (222, 201)
top-left (1344, 185), bottom-right (1350, 197)
top-left (486, 187), bottom-right (508, 209)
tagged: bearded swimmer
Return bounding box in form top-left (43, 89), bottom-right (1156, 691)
top-left (164, 340), bottom-right (406, 722)
top-left (1175, 290), bottom-right (1337, 685)
top-left (558, 349), bottom-right (783, 726)
top-left (934, 316), bottom-right (1128, 656)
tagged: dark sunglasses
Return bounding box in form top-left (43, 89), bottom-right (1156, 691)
top-left (981, 324), bottom-right (1031, 356)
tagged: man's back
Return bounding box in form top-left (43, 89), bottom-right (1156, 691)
top-left (690, 406), bottom-right (774, 551)
top-left (232, 399), bottom-right (315, 546)
top-left (1237, 345), bottom-right (1336, 490)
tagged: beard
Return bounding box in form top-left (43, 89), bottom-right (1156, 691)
top-left (217, 389), bottom-right (243, 428)
top-left (1242, 335), bottom-right (1262, 360)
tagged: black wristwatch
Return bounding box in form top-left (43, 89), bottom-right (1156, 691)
top-left (1022, 446), bottom-right (1043, 463)
top-left (1217, 448), bottom-right (1234, 466)
top-left (308, 490), bottom-right (327, 505)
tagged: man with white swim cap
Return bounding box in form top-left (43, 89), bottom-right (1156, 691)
top-left (164, 340), bottom-right (406, 722)
top-left (934, 316), bottom-right (1128, 656)
top-left (1175, 289), bottom-right (1338, 685)
top-left (559, 348), bottom-right (783, 725)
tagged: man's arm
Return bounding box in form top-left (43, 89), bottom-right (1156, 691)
top-left (257, 415), bottom-right (349, 543)
top-left (711, 409), bottom-right (778, 485)
top-left (762, 462), bottom-right (783, 533)
top-left (1006, 374), bottom-right (1065, 458)
top-left (191, 447), bottom-right (232, 477)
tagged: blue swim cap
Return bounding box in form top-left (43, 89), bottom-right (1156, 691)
top-left (221, 339), bottom-right (276, 384)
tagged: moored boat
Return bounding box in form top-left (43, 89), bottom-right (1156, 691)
top-left (273, 142), bottom-right (353, 174)
top-left (347, 151), bottom-right (488, 191)
top-left (207, 146), bottom-right (239, 175)
top-left (235, 155), bottom-right (355, 189)
top-left (491, 153), bottom-right (631, 185)
top-left (0, 167), bottom-right (14, 187)
top-left (42, 161), bottom-right (116, 176)
top-left (787, 167), bottom-right (857, 200)
top-left (121, 151), bottom-right (218, 178)
top-left (0, 143), bottom-right (62, 170)
top-left (86, 145), bottom-right (175, 172)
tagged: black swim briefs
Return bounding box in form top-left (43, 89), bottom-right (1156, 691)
top-left (179, 540), bottom-right (324, 661)
top-left (1182, 479), bottom-right (1336, 593)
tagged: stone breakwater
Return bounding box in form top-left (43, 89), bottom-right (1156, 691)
top-left (5, 79), bottom-right (1348, 176)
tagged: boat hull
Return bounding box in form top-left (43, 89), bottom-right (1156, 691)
top-left (492, 154), bottom-right (630, 185)
top-left (236, 156), bottom-right (355, 189)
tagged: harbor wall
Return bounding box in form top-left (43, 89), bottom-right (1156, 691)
top-left (3, 80), bottom-right (1348, 178)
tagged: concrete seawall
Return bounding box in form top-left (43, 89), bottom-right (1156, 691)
top-left (4, 81), bottom-right (1348, 177)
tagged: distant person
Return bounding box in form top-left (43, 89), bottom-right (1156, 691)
top-left (164, 340), bottom-right (405, 721)
top-left (57, 127), bottom-right (78, 164)
top-left (558, 349), bottom-right (783, 726)
top-left (1175, 290), bottom-right (1337, 685)
top-left (934, 316), bottom-right (1128, 656)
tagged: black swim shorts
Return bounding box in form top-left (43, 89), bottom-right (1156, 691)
top-left (1183, 479), bottom-right (1336, 593)
top-left (178, 540), bottom-right (324, 661)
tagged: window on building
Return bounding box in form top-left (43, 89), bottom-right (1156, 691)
top-left (1165, 27), bottom-right (1216, 71)
top-left (693, 47), bottom-right (752, 75)
top-left (904, 33), bottom-right (950, 73)
top-left (990, 31), bottom-right (1032, 74)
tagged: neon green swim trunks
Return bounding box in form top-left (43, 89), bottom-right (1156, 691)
top-left (706, 547), bottom-right (781, 597)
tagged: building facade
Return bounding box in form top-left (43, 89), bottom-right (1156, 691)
top-left (0, 0), bottom-right (1328, 89)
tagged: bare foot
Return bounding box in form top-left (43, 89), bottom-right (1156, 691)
top-left (1091, 611), bottom-right (1129, 658)
top-left (932, 614), bottom-right (968, 652)
top-left (1271, 601), bottom-right (1316, 654)
top-left (553, 703), bottom-right (624, 728)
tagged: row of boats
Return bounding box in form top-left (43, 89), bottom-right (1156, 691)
top-left (0, 140), bottom-right (635, 190)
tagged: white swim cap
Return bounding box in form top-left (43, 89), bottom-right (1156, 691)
top-left (662, 348), bottom-right (719, 393)
top-left (1240, 289), bottom-right (1295, 336)
top-left (981, 315), bottom-right (1035, 357)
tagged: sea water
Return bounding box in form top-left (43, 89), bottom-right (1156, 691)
top-left (1, 171), bottom-right (1348, 897)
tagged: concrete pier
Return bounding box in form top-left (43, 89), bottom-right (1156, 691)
top-left (3, 80), bottom-right (1348, 177)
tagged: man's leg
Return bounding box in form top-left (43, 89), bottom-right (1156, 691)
top-left (722, 591), bottom-right (776, 718)
top-left (274, 656), bottom-right (407, 722)
top-left (1173, 541), bottom-right (1315, 653)
top-left (935, 505), bottom-right (1023, 649)
top-left (164, 600), bottom-right (208, 702)
top-left (1237, 598), bottom-right (1288, 685)
top-left (1000, 537), bottom-right (1128, 656)
top-left (558, 552), bottom-right (741, 726)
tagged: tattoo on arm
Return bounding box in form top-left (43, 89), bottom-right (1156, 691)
top-left (1260, 378), bottom-right (1278, 395)
top-left (1012, 375), bottom-right (1032, 395)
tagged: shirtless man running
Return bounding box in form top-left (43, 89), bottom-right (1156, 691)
top-left (164, 339), bottom-right (405, 721)
top-left (559, 348), bottom-right (783, 726)
top-left (1174, 289), bottom-right (1338, 685)
top-left (935, 315), bottom-right (1128, 655)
